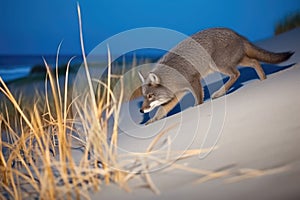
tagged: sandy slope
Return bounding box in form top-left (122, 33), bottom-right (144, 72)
top-left (91, 28), bottom-right (300, 200)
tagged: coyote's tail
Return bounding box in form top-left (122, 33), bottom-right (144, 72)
top-left (244, 42), bottom-right (294, 64)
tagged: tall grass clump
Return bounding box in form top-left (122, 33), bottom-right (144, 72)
top-left (275, 11), bottom-right (300, 35)
top-left (0, 4), bottom-right (125, 199)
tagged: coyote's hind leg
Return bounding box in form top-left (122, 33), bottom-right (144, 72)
top-left (212, 68), bottom-right (240, 99)
top-left (239, 56), bottom-right (266, 80)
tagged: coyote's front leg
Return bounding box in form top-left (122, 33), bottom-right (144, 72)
top-left (145, 92), bottom-right (185, 125)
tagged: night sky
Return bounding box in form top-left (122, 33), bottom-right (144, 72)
top-left (0, 0), bottom-right (299, 55)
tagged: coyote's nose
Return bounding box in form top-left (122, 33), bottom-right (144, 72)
top-left (140, 109), bottom-right (144, 113)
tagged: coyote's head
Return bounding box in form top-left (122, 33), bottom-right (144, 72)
top-left (138, 71), bottom-right (174, 113)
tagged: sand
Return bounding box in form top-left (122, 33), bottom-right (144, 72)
top-left (90, 28), bottom-right (300, 200)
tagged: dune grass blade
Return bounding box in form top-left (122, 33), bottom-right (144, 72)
top-left (0, 78), bottom-right (34, 131)
top-left (77, 3), bottom-right (98, 118)
top-left (275, 11), bottom-right (300, 35)
top-left (56, 41), bottom-right (64, 110)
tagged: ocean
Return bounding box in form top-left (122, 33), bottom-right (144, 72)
top-left (0, 55), bottom-right (83, 83)
top-left (0, 53), bottom-right (162, 83)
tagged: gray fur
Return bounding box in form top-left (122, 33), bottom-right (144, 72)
top-left (140, 28), bottom-right (293, 125)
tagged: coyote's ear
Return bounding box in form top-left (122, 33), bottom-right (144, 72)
top-left (138, 71), bottom-right (145, 83)
top-left (149, 72), bottom-right (160, 85)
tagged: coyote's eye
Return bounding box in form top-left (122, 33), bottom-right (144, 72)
top-left (147, 93), bottom-right (154, 100)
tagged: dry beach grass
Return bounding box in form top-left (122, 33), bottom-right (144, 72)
top-left (0, 5), bottom-right (124, 199)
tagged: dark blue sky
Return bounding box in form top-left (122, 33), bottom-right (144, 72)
top-left (0, 0), bottom-right (299, 55)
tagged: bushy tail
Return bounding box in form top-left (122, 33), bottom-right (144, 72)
top-left (244, 42), bottom-right (294, 64)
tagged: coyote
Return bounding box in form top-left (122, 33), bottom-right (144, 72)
top-left (138, 28), bottom-right (293, 124)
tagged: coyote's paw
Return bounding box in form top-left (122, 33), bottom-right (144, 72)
top-left (145, 119), bottom-right (153, 125)
top-left (145, 118), bottom-right (158, 125)
top-left (212, 90), bottom-right (225, 99)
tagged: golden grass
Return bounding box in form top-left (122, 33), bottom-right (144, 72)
top-left (0, 4), bottom-right (122, 199)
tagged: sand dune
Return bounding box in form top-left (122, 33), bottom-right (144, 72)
top-left (91, 28), bottom-right (300, 200)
